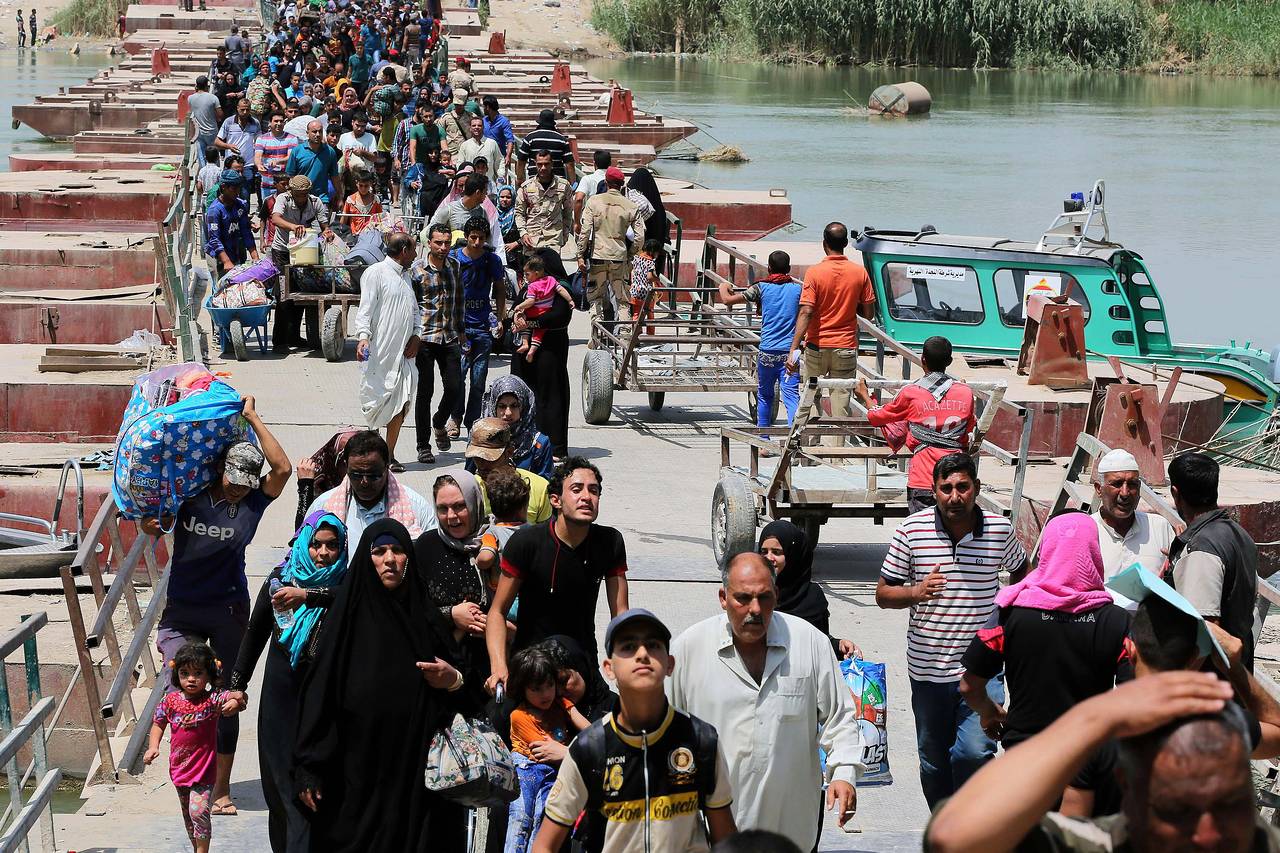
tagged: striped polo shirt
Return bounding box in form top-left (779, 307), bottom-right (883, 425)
top-left (517, 127), bottom-right (574, 177)
top-left (881, 507), bottom-right (1026, 683)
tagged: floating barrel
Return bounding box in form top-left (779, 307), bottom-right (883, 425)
top-left (868, 81), bottom-right (932, 116)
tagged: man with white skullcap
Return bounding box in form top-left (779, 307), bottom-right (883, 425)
top-left (1092, 448), bottom-right (1175, 609)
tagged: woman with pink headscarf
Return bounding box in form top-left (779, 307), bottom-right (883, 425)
top-left (957, 511), bottom-right (1133, 750)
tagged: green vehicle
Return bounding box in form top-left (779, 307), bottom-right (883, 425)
top-left (854, 181), bottom-right (1278, 435)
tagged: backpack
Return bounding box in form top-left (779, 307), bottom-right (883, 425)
top-left (572, 714), bottom-right (720, 851)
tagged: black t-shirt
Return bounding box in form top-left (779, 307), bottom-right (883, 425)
top-left (499, 520), bottom-right (626, 661)
top-left (962, 604), bottom-right (1133, 747)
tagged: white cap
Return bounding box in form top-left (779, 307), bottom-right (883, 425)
top-left (1096, 448), bottom-right (1140, 475)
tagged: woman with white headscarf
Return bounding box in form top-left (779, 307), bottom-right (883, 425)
top-left (413, 470), bottom-right (493, 682)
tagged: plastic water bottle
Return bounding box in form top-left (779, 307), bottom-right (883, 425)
top-left (269, 578), bottom-right (295, 631)
top-left (488, 312), bottom-right (502, 340)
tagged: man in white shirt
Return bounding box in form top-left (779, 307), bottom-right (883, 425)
top-left (668, 553), bottom-right (863, 851)
top-left (573, 148), bottom-right (611, 232)
top-left (351, 232), bottom-right (422, 468)
top-left (1091, 448), bottom-right (1176, 610)
top-left (457, 116), bottom-right (504, 185)
top-left (337, 110), bottom-right (377, 208)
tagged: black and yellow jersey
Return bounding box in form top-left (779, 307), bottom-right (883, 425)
top-left (543, 702), bottom-right (733, 853)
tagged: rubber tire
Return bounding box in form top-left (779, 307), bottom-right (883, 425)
top-left (747, 391), bottom-right (758, 423)
top-left (228, 319), bottom-right (248, 362)
top-left (321, 305), bottom-right (346, 362)
top-left (582, 350), bottom-right (615, 425)
top-left (647, 392), bottom-right (665, 412)
top-left (711, 472), bottom-right (758, 569)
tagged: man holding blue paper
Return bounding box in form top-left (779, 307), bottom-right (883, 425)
top-left (1059, 563), bottom-right (1280, 818)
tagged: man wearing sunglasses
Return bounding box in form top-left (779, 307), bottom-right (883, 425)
top-left (304, 429), bottom-right (435, 559)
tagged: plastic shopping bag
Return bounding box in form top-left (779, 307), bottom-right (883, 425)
top-left (840, 656), bottom-right (892, 785)
top-left (111, 363), bottom-right (254, 521)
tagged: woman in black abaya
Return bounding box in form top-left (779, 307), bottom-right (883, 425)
top-left (293, 518), bottom-right (477, 853)
top-left (626, 168), bottom-right (669, 260)
top-left (510, 246), bottom-right (572, 458)
top-left (758, 520), bottom-right (860, 659)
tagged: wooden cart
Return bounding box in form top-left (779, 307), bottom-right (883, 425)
top-left (279, 265), bottom-right (360, 362)
top-left (711, 372), bottom-right (1028, 565)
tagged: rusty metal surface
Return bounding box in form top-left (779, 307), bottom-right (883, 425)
top-left (1016, 295), bottom-right (1090, 390)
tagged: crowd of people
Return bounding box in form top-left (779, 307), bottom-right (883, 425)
top-left (152, 3), bottom-right (1280, 852)
top-left (194, 0), bottom-right (665, 463)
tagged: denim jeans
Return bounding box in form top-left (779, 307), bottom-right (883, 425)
top-left (909, 676), bottom-right (1004, 809)
top-left (415, 341), bottom-right (462, 448)
top-left (453, 327), bottom-right (493, 429)
top-left (756, 351), bottom-right (801, 429)
top-left (504, 753), bottom-right (556, 853)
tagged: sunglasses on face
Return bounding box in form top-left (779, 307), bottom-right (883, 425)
top-left (347, 468), bottom-right (386, 484)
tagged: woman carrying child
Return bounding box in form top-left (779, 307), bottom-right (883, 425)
top-left (505, 644), bottom-right (590, 853)
top-left (513, 254), bottom-right (574, 362)
top-left (145, 641), bottom-right (243, 853)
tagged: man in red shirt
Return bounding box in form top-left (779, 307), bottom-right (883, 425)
top-left (786, 222), bottom-right (876, 438)
top-left (858, 336), bottom-right (976, 512)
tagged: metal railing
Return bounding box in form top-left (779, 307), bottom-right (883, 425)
top-left (155, 118), bottom-right (203, 365)
top-left (0, 614), bottom-right (59, 853)
top-left (696, 227), bottom-right (1034, 523)
top-left (59, 498), bottom-right (168, 784)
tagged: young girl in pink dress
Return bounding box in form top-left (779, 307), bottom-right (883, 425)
top-left (145, 641), bottom-right (240, 852)
top-left (513, 254), bottom-right (574, 361)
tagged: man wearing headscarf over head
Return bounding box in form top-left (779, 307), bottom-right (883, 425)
top-left (757, 520), bottom-right (859, 659)
top-left (1090, 447), bottom-right (1175, 610)
top-left (959, 511), bottom-right (1133, 750)
top-left (294, 519), bottom-right (476, 852)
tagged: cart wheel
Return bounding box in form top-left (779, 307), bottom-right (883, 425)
top-left (321, 305), bottom-right (346, 362)
top-left (647, 392), bottom-right (665, 412)
top-left (803, 517), bottom-right (822, 547)
top-left (582, 350), bottom-right (614, 425)
top-left (711, 472), bottom-right (757, 568)
top-left (228, 319), bottom-right (248, 362)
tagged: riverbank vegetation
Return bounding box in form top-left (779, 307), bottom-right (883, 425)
top-left (590, 0), bottom-right (1280, 74)
top-left (52, 0), bottom-right (128, 37)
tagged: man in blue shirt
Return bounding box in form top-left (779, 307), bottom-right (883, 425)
top-left (482, 95), bottom-right (516, 182)
top-left (146, 395), bottom-right (291, 817)
top-left (451, 216), bottom-right (507, 428)
top-left (285, 119), bottom-right (340, 203)
top-left (717, 249), bottom-right (803, 432)
top-left (204, 170), bottom-right (258, 276)
top-left (360, 20), bottom-right (384, 63)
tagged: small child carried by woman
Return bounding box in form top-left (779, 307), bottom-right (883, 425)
top-left (145, 641), bottom-right (242, 853)
top-left (513, 254), bottom-right (574, 362)
top-left (504, 644), bottom-right (589, 852)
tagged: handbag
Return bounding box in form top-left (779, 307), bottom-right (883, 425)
top-left (424, 712), bottom-right (518, 807)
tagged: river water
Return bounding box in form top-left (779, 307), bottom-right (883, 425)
top-left (0, 48), bottom-right (108, 165)
top-left (587, 57), bottom-right (1280, 349)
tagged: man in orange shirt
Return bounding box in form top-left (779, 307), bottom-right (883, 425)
top-left (786, 222), bottom-right (876, 436)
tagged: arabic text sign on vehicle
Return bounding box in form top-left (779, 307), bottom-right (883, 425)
top-left (905, 264), bottom-right (968, 282)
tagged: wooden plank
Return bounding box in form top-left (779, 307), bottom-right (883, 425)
top-left (38, 357), bottom-right (144, 373)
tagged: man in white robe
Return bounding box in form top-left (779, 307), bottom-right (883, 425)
top-left (353, 231), bottom-right (421, 470)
